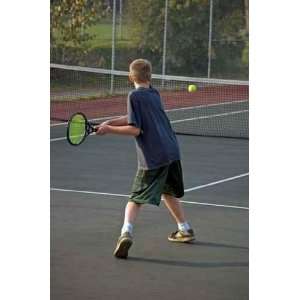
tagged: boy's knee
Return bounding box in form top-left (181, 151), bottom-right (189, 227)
top-left (128, 200), bottom-right (142, 207)
top-left (162, 193), bottom-right (175, 201)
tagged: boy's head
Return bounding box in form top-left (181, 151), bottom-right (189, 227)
top-left (129, 59), bottom-right (152, 84)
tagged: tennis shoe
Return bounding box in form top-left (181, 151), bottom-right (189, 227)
top-left (168, 229), bottom-right (195, 243)
top-left (113, 232), bottom-right (133, 259)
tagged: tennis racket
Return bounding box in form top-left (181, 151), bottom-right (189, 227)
top-left (67, 112), bottom-right (99, 146)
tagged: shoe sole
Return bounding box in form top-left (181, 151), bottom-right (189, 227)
top-left (114, 238), bottom-right (133, 259)
top-left (168, 236), bottom-right (195, 243)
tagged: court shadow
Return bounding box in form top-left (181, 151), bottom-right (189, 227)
top-left (187, 241), bottom-right (248, 250)
top-left (129, 257), bottom-right (248, 268)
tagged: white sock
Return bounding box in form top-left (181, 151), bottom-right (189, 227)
top-left (178, 222), bottom-right (191, 233)
top-left (121, 222), bottom-right (133, 235)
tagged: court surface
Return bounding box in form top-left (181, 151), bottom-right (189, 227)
top-left (51, 124), bottom-right (249, 300)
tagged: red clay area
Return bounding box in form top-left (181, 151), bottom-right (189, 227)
top-left (51, 85), bottom-right (248, 122)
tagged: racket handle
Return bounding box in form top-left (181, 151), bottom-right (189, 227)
top-left (86, 123), bottom-right (97, 134)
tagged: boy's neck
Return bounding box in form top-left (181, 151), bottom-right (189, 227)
top-left (134, 82), bottom-right (150, 89)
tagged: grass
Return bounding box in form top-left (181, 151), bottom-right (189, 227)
top-left (53, 22), bottom-right (136, 49)
top-left (86, 23), bottom-right (136, 48)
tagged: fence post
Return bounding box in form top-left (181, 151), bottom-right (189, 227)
top-left (119, 0), bottom-right (123, 39)
top-left (207, 0), bottom-right (213, 78)
top-left (162, 0), bottom-right (168, 87)
top-left (110, 0), bottom-right (117, 94)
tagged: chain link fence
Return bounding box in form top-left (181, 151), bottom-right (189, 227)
top-left (50, 0), bottom-right (248, 80)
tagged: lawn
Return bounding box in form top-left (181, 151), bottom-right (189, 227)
top-left (53, 22), bottom-right (136, 49)
top-left (87, 22), bottom-right (136, 48)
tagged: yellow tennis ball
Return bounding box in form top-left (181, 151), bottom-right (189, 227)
top-left (188, 84), bottom-right (197, 92)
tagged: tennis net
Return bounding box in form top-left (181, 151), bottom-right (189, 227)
top-left (50, 64), bottom-right (249, 138)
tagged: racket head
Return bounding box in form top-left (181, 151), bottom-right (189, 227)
top-left (67, 112), bottom-right (88, 146)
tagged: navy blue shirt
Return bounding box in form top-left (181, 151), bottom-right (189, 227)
top-left (127, 86), bottom-right (181, 170)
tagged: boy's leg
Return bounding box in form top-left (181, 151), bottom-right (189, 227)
top-left (162, 193), bottom-right (195, 242)
top-left (114, 201), bottom-right (141, 259)
top-left (162, 193), bottom-right (186, 223)
top-left (121, 201), bottom-right (141, 234)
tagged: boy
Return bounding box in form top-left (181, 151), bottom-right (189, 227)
top-left (96, 59), bottom-right (195, 259)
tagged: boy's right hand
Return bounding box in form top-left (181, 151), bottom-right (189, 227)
top-left (95, 124), bottom-right (111, 135)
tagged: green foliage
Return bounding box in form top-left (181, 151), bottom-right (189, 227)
top-left (242, 40), bottom-right (249, 66)
top-left (51, 0), bottom-right (248, 78)
top-left (125, 0), bottom-right (248, 78)
top-left (166, 0), bottom-right (210, 75)
top-left (125, 0), bottom-right (211, 75)
top-left (212, 0), bottom-right (248, 78)
top-left (50, 0), bottom-right (107, 62)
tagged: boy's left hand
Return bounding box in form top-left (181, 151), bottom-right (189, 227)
top-left (96, 124), bottom-right (111, 135)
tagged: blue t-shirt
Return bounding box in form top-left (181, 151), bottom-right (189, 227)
top-left (127, 86), bottom-right (181, 170)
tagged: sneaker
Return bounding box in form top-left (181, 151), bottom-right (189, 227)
top-left (113, 232), bottom-right (133, 259)
top-left (168, 229), bottom-right (195, 243)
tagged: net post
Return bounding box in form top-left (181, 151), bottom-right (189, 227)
top-left (207, 0), bottom-right (213, 78)
top-left (162, 0), bottom-right (168, 88)
top-left (110, 0), bottom-right (117, 95)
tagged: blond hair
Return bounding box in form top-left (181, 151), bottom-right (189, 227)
top-left (129, 59), bottom-right (152, 83)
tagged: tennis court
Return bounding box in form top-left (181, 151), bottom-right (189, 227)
top-left (50, 66), bottom-right (249, 300)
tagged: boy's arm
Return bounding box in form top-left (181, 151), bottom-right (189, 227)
top-left (96, 124), bottom-right (141, 137)
top-left (98, 93), bottom-right (141, 136)
top-left (101, 116), bottom-right (128, 126)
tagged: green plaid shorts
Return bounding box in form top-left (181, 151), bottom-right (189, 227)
top-left (129, 160), bottom-right (184, 206)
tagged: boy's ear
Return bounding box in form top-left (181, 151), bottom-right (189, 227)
top-left (128, 74), bottom-right (134, 83)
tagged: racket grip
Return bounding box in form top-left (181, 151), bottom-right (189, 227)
top-left (86, 123), bottom-right (97, 134)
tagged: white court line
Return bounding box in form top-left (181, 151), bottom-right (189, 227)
top-left (178, 200), bottom-right (248, 210)
top-left (51, 132), bottom-right (96, 142)
top-left (50, 100), bottom-right (248, 127)
top-left (51, 189), bottom-right (129, 198)
top-left (50, 173), bottom-right (249, 210)
top-left (50, 137), bottom-right (67, 142)
top-left (166, 99), bottom-right (248, 113)
top-left (50, 109), bottom-right (248, 142)
top-left (50, 115), bottom-right (121, 127)
top-left (184, 173), bottom-right (249, 192)
top-left (171, 110), bottom-right (248, 124)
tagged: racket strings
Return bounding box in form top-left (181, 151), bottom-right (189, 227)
top-left (68, 114), bottom-right (87, 145)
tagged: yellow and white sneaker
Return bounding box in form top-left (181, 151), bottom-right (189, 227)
top-left (168, 229), bottom-right (195, 243)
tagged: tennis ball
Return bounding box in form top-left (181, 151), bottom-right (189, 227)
top-left (188, 84), bottom-right (197, 92)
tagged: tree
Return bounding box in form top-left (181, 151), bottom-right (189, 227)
top-left (212, 0), bottom-right (249, 77)
top-left (125, 0), bottom-right (248, 78)
top-left (50, 0), bottom-right (106, 63)
top-left (242, 0), bottom-right (249, 67)
top-left (126, 0), bottom-right (210, 76)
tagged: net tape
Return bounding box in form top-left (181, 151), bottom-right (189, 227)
top-left (50, 63), bottom-right (248, 86)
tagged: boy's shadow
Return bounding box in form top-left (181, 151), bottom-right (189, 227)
top-left (129, 240), bottom-right (248, 268)
top-left (129, 257), bottom-right (248, 269)
top-left (187, 240), bottom-right (248, 250)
